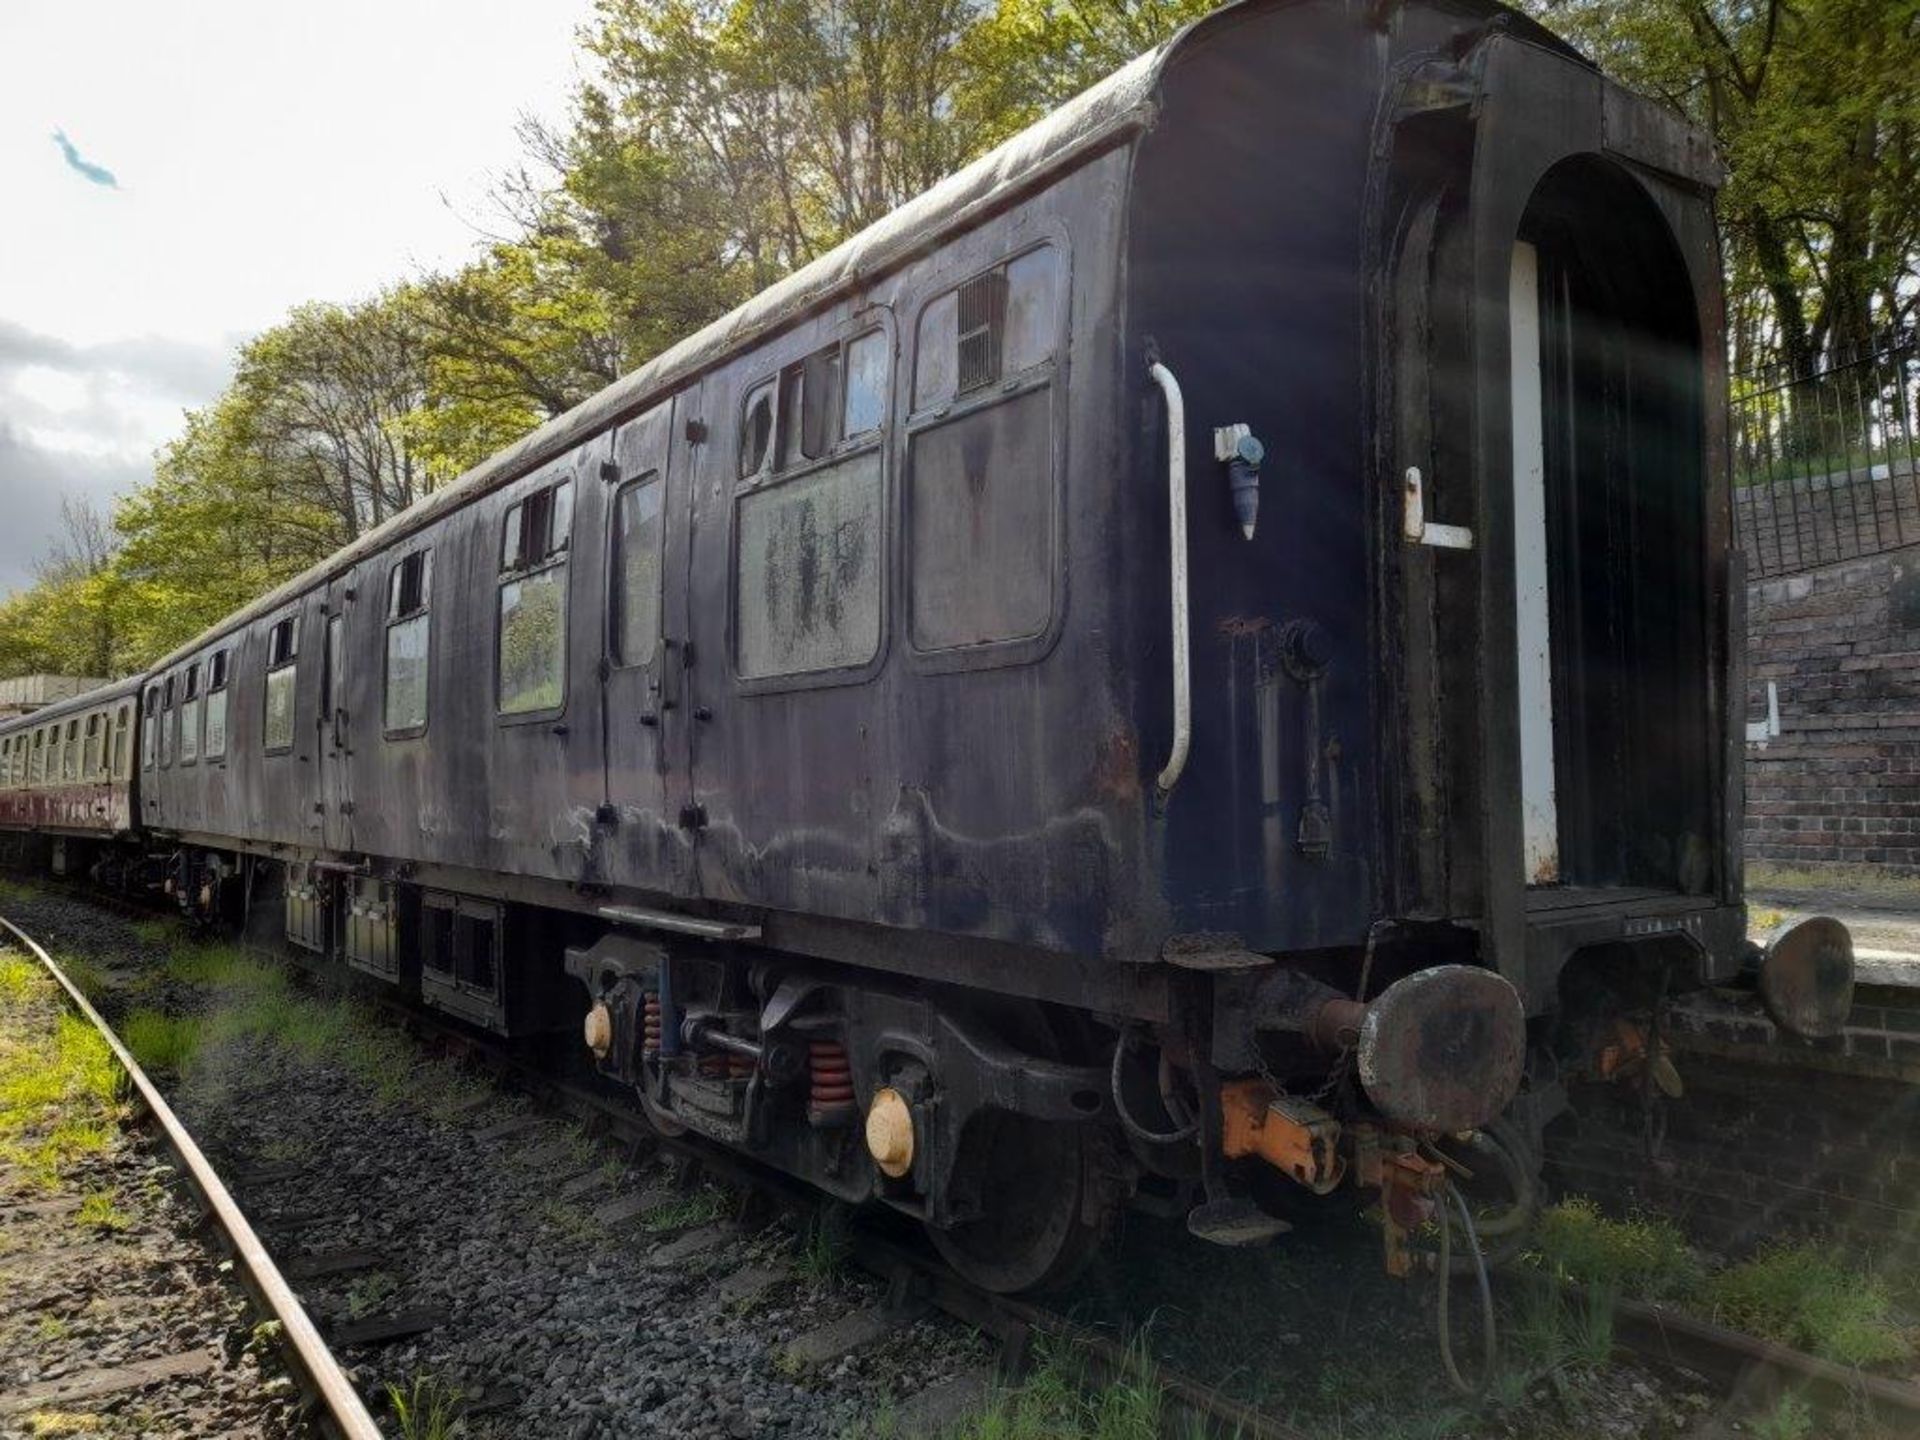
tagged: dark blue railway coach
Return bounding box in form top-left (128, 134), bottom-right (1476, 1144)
top-left (0, 0), bottom-right (1855, 1291)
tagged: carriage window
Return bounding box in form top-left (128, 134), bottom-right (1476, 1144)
top-left (498, 481), bottom-right (571, 715)
top-left (82, 714), bottom-right (101, 778)
top-left (205, 650), bottom-right (230, 760)
top-left (740, 381), bottom-right (775, 479)
top-left (735, 451), bottom-right (882, 679)
top-left (612, 475), bottom-right (664, 669)
top-left (180, 663), bottom-right (201, 764)
top-left (265, 616), bottom-right (299, 752)
top-left (62, 718), bottom-right (79, 780)
top-left (843, 330), bottom-right (888, 438)
top-left (909, 363), bottom-right (1056, 651)
top-left (1, 737), bottom-right (10, 788)
top-left (141, 684), bottom-right (159, 769)
top-left (29, 729), bottom-right (43, 785)
top-left (914, 246), bottom-right (1059, 411)
top-left (385, 550), bottom-right (432, 734)
top-left (113, 703), bottom-right (131, 778)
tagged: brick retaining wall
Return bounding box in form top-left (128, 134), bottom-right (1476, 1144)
top-left (1745, 545), bottom-right (1920, 874)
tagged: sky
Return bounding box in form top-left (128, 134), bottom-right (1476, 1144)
top-left (0, 0), bottom-right (595, 599)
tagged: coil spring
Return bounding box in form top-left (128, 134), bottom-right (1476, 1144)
top-left (808, 1040), bottom-right (855, 1124)
top-left (642, 993), bottom-right (661, 1059)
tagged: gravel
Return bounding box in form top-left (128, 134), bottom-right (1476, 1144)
top-left (3, 886), bottom-right (990, 1439)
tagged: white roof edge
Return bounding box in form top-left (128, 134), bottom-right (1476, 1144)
top-left (150, 42), bottom-right (1173, 675)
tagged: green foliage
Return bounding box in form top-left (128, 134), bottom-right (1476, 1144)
top-left (1751, 1393), bottom-right (1816, 1440)
top-left (1522, 0), bottom-right (1920, 369)
top-left (0, 972), bottom-right (124, 1188)
top-left (75, 1188), bottom-right (129, 1233)
top-left (121, 1010), bottom-right (202, 1076)
top-left (938, 1334), bottom-right (1165, 1440)
top-left (385, 1375), bottom-right (466, 1440)
top-left (1704, 1244), bottom-right (1913, 1367)
top-left (641, 1188), bottom-right (729, 1232)
top-left (1530, 1197), bottom-right (1701, 1301)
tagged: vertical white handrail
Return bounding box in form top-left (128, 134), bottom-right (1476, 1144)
top-left (1148, 360), bottom-right (1191, 794)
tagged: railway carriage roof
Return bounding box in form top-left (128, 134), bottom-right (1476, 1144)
top-left (0, 676), bottom-right (143, 738)
top-left (147, 0), bottom-right (1580, 675)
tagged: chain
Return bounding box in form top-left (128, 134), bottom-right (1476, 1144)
top-left (1256, 920), bottom-right (1390, 1110)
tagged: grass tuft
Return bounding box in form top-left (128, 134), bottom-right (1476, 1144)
top-left (1529, 1198), bottom-right (1700, 1301)
top-left (75, 1188), bottom-right (129, 1233)
top-left (121, 1009), bottom-right (200, 1075)
top-left (939, 1334), bottom-right (1165, 1440)
top-left (385, 1375), bottom-right (465, 1440)
top-left (642, 1188), bottom-right (728, 1233)
top-left (1705, 1244), bottom-right (1912, 1367)
top-left (1751, 1393), bottom-right (1815, 1440)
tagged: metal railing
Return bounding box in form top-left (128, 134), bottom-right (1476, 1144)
top-left (1733, 329), bottom-right (1920, 579)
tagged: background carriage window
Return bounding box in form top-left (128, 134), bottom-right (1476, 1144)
top-left (612, 474), bottom-right (664, 668)
top-left (82, 714), bottom-right (101, 778)
top-left (205, 650), bottom-right (230, 760)
top-left (385, 550), bottom-right (432, 734)
top-left (113, 703), bottom-right (132, 778)
top-left (1, 737), bottom-right (10, 788)
top-left (180, 662), bottom-right (201, 764)
top-left (740, 380), bottom-right (775, 479)
top-left (842, 330), bottom-right (888, 438)
top-left (141, 684), bottom-right (159, 769)
top-left (159, 676), bottom-right (174, 767)
top-left (265, 616), bottom-right (299, 752)
top-left (29, 728), bottom-right (43, 785)
top-left (914, 245), bottom-right (1059, 411)
top-left (498, 480), bottom-right (571, 715)
top-left (61, 718), bottom-right (79, 780)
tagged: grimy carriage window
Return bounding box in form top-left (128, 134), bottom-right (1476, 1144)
top-left (612, 475), bottom-right (664, 669)
top-left (385, 549), bottom-right (432, 734)
top-left (908, 245), bottom-right (1061, 651)
top-left (159, 675), bottom-right (174, 767)
top-left (29, 728), bottom-right (43, 785)
top-left (113, 702), bottom-right (132, 778)
top-left (205, 650), bottom-right (230, 761)
top-left (264, 616), bottom-right (299, 752)
top-left (739, 381), bottom-right (775, 479)
top-left (62, 718), bottom-right (79, 781)
top-left (141, 684), bottom-right (159, 769)
top-left (498, 480), bottom-right (571, 715)
top-left (733, 331), bottom-right (889, 682)
top-left (180, 662), bottom-right (201, 765)
top-left (82, 713), bottom-right (101, 778)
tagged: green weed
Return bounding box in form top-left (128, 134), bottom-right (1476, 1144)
top-left (75, 1188), bottom-right (129, 1233)
top-left (1751, 1393), bottom-right (1816, 1440)
top-left (128, 916), bottom-right (177, 948)
top-left (943, 1334), bottom-right (1165, 1440)
top-left (642, 1188), bottom-right (728, 1232)
top-left (1705, 1244), bottom-right (1912, 1367)
top-left (385, 1374), bottom-right (465, 1440)
top-left (796, 1205), bottom-right (851, 1284)
top-left (0, 983), bottom-right (124, 1187)
top-left (1529, 1197), bottom-right (1700, 1301)
top-left (121, 1009), bottom-right (200, 1075)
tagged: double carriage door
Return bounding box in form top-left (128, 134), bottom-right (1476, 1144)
top-left (599, 386), bottom-right (700, 895)
top-left (319, 570), bottom-right (356, 854)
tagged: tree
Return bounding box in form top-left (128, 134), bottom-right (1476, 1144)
top-left (1524, 0), bottom-right (1920, 375)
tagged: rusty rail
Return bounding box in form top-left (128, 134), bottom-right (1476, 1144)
top-left (0, 912), bottom-right (383, 1440)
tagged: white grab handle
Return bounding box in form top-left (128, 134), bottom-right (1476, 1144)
top-left (1148, 360), bottom-right (1191, 794)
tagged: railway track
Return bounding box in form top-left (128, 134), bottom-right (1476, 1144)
top-left (0, 910), bottom-right (380, 1440)
top-left (8, 884), bottom-right (1920, 1438)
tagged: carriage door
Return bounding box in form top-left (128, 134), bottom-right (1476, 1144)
top-left (319, 570), bottom-right (356, 854)
top-left (599, 386), bottom-right (699, 896)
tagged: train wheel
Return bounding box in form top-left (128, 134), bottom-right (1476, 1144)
top-left (926, 1109), bottom-right (1104, 1294)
